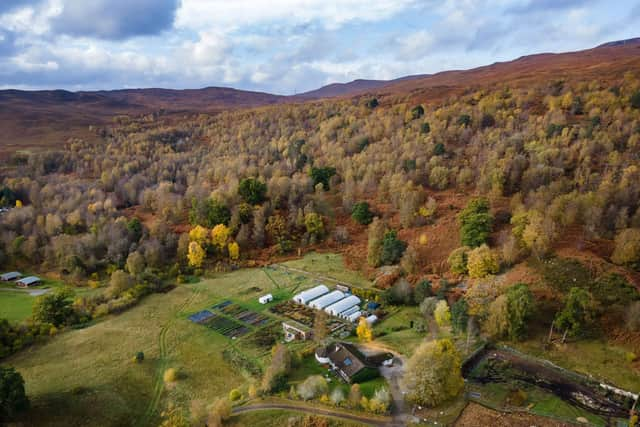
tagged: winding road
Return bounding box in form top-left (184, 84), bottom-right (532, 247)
top-left (232, 403), bottom-right (392, 426)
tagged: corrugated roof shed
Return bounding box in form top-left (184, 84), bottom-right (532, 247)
top-left (0, 272), bottom-right (21, 281)
top-left (16, 276), bottom-right (41, 287)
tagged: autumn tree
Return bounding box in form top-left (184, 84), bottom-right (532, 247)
top-left (187, 242), bottom-right (206, 268)
top-left (107, 270), bottom-right (133, 298)
top-left (627, 301), bottom-right (640, 331)
top-left (228, 241), bottom-right (240, 261)
top-left (403, 339), bottom-right (464, 407)
top-left (262, 343), bottom-right (291, 393)
top-left (126, 251), bottom-right (145, 276)
top-left (210, 224), bottom-right (230, 251)
top-left (356, 317), bottom-right (373, 342)
top-left (367, 218), bottom-right (385, 267)
top-left (485, 294), bottom-right (509, 338)
top-left (459, 198), bottom-right (493, 247)
top-left (304, 212), bottom-right (325, 242)
top-left (448, 247), bottom-right (470, 274)
top-left (434, 300), bottom-right (451, 327)
top-left (611, 228), bottom-right (640, 269)
top-left (189, 225), bottom-right (209, 245)
top-left (309, 167), bottom-right (336, 190)
top-left (313, 310), bottom-right (328, 345)
top-left (467, 244), bottom-right (499, 278)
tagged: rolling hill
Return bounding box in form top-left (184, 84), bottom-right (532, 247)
top-left (1, 38), bottom-right (639, 158)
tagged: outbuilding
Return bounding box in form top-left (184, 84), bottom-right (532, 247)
top-left (325, 295), bottom-right (361, 316)
top-left (346, 311), bottom-right (363, 323)
top-left (339, 305), bottom-right (360, 319)
top-left (309, 290), bottom-right (345, 310)
top-left (365, 314), bottom-right (378, 325)
top-left (258, 294), bottom-right (273, 304)
top-left (16, 276), bottom-right (41, 287)
top-left (293, 285), bottom-right (329, 305)
top-left (0, 272), bottom-right (21, 281)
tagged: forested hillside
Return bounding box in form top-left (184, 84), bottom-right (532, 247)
top-left (1, 52), bottom-right (640, 355)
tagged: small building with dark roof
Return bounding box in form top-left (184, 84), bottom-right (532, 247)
top-left (315, 342), bottom-right (381, 383)
top-left (1, 272), bottom-right (22, 281)
top-left (16, 276), bottom-right (41, 287)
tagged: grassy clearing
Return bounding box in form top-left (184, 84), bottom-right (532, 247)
top-left (280, 252), bottom-right (373, 288)
top-left (0, 291), bottom-right (34, 322)
top-left (509, 338), bottom-right (640, 392)
top-left (375, 306), bottom-right (425, 355)
top-left (5, 264), bottom-right (301, 426)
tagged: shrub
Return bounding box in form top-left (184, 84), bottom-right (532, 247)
top-left (297, 375), bottom-right (328, 400)
top-left (352, 202), bottom-right (374, 225)
top-left (480, 113), bottom-right (495, 128)
top-left (433, 142), bottom-right (444, 155)
top-left (411, 105), bottom-right (424, 120)
top-left (631, 90), bottom-right (640, 109)
top-left (434, 300), bottom-right (451, 327)
top-left (0, 367), bottom-right (29, 420)
top-left (612, 228), bottom-right (640, 270)
top-left (135, 351), bottom-right (145, 363)
top-left (366, 98), bottom-right (379, 109)
top-left (229, 389), bottom-right (242, 401)
top-left (448, 247), bottom-right (470, 274)
top-left (309, 167), bottom-right (336, 190)
top-left (380, 230), bottom-right (407, 265)
top-left (238, 178), bottom-right (267, 205)
top-left (456, 114), bottom-right (471, 127)
top-left (163, 368), bottom-right (178, 383)
top-left (421, 122), bottom-right (431, 134)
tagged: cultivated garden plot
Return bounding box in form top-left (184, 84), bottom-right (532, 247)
top-left (270, 299), bottom-right (347, 333)
top-left (188, 300), bottom-right (274, 339)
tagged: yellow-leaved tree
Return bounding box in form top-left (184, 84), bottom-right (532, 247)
top-left (356, 317), bottom-right (373, 342)
top-left (434, 300), bottom-right (451, 327)
top-left (228, 241), bottom-right (240, 260)
top-left (467, 244), bottom-right (499, 278)
top-left (189, 225), bottom-right (209, 245)
top-left (187, 241), bottom-right (205, 268)
top-left (211, 224), bottom-right (230, 250)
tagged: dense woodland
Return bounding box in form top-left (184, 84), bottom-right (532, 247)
top-left (1, 72), bottom-right (640, 357)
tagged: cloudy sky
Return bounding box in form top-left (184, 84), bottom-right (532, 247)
top-left (0, 0), bottom-right (638, 94)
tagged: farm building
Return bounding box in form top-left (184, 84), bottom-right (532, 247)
top-left (365, 315), bottom-right (378, 325)
top-left (258, 294), bottom-right (273, 304)
top-left (283, 321), bottom-right (311, 342)
top-left (346, 311), bottom-right (363, 323)
top-left (315, 342), bottom-right (379, 383)
top-left (324, 295), bottom-right (361, 316)
top-left (293, 285), bottom-right (329, 305)
top-left (309, 290), bottom-right (345, 310)
top-left (1, 272), bottom-right (21, 281)
top-left (16, 276), bottom-right (41, 287)
top-left (339, 306), bottom-right (360, 319)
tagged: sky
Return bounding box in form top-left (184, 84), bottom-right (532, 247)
top-left (0, 0), bottom-right (638, 94)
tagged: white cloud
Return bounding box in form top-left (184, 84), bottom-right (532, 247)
top-left (176, 0), bottom-right (417, 31)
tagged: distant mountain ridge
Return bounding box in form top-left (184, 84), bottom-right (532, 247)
top-left (1, 37), bottom-right (639, 158)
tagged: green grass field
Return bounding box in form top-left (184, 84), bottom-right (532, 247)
top-left (3, 254), bottom-right (372, 426)
top-left (279, 252), bottom-right (373, 288)
top-left (0, 291), bottom-right (35, 322)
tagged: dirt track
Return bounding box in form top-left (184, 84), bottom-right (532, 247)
top-left (232, 403), bottom-right (392, 426)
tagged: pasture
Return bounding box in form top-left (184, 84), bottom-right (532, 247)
top-left (4, 253), bottom-right (372, 426)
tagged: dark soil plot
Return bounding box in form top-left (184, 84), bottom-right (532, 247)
top-left (204, 315), bottom-right (249, 338)
top-left (211, 300), bottom-right (232, 310)
top-left (270, 300), bottom-right (316, 327)
top-left (237, 311), bottom-right (269, 326)
top-left (221, 304), bottom-right (246, 317)
top-left (188, 310), bottom-right (215, 324)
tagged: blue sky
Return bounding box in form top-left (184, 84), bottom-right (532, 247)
top-left (0, 0), bottom-right (638, 94)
